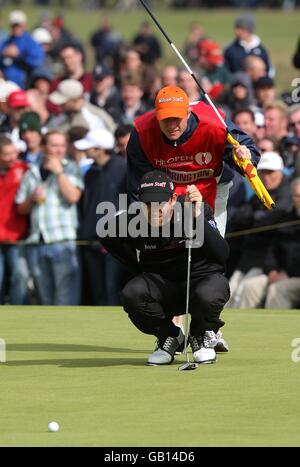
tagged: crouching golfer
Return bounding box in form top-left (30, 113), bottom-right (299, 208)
top-left (100, 170), bottom-right (230, 365)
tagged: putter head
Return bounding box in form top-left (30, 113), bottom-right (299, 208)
top-left (178, 362), bottom-right (198, 371)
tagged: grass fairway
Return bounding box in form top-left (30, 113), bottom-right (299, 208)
top-left (0, 306), bottom-right (299, 447)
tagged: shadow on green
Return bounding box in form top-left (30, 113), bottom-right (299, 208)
top-left (5, 343), bottom-right (149, 367)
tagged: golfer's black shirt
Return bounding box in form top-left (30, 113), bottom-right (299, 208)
top-left (100, 197), bottom-right (229, 281)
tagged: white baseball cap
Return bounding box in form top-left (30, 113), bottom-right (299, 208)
top-left (1, 80), bottom-right (20, 100)
top-left (49, 79), bottom-right (83, 105)
top-left (9, 10), bottom-right (27, 25)
top-left (74, 129), bottom-right (115, 151)
top-left (257, 152), bottom-right (284, 172)
top-left (32, 27), bottom-right (52, 44)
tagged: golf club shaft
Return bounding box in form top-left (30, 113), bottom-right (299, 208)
top-left (183, 202), bottom-right (194, 363)
top-left (183, 242), bottom-right (192, 363)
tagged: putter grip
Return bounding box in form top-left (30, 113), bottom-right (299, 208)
top-left (185, 202), bottom-right (194, 240)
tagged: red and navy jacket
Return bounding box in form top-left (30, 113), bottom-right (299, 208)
top-left (127, 100), bottom-right (260, 210)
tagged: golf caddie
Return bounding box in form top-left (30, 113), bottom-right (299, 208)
top-left (99, 170), bottom-right (230, 366)
top-left (127, 85), bottom-right (260, 237)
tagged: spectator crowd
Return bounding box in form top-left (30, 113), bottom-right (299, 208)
top-left (1, 9), bottom-right (300, 309)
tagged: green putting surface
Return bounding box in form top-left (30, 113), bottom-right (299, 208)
top-left (0, 306), bottom-right (299, 447)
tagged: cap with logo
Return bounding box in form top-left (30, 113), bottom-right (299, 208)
top-left (7, 89), bottom-right (29, 108)
top-left (19, 111), bottom-right (41, 134)
top-left (138, 170), bottom-right (175, 203)
top-left (74, 128), bottom-right (115, 151)
top-left (49, 79), bottom-right (83, 105)
top-left (155, 86), bottom-right (189, 121)
top-left (257, 152), bottom-right (284, 172)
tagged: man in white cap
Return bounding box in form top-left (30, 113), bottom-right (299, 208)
top-left (0, 10), bottom-right (44, 87)
top-left (48, 79), bottom-right (116, 134)
top-left (75, 128), bottom-right (127, 306)
top-left (31, 28), bottom-right (52, 49)
top-left (31, 27), bottom-right (54, 75)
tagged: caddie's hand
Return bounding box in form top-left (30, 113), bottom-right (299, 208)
top-left (233, 144), bottom-right (251, 161)
top-left (185, 185), bottom-right (202, 217)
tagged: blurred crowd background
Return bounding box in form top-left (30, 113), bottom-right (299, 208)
top-left (1, 1), bottom-right (298, 9)
top-left (1, 1), bottom-right (300, 309)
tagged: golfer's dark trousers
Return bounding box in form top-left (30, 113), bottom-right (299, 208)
top-left (121, 272), bottom-right (230, 339)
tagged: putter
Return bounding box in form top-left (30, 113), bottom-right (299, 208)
top-left (178, 203), bottom-right (198, 371)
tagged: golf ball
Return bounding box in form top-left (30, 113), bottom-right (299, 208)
top-left (48, 421), bottom-right (59, 432)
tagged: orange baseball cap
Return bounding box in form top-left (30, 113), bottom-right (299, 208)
top-left (155, 86), bottom-right (189, 121)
